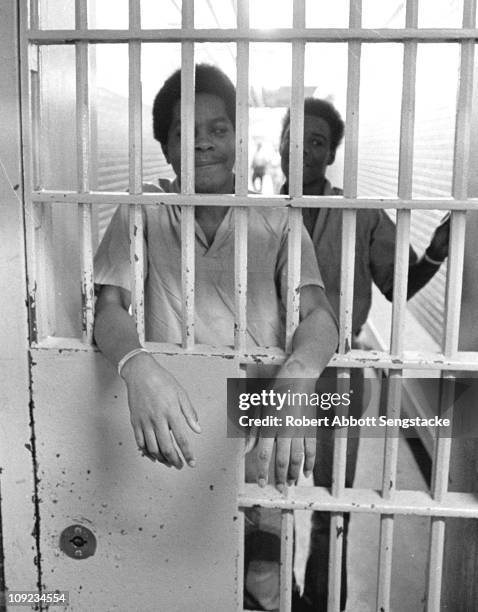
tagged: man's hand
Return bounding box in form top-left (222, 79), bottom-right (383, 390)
top-left (253, 434), bottom-right (316, 493)
top-left (426, 212), bottom-right (450, 263)
top-left (249, 285), bottom-right (337, 491)
top-left (251, 379), bottom-right (317, 492)
top-left (121, 351), bottom-right (201, 469)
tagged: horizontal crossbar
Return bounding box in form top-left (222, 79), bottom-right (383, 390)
top-left (27, 27), bottom-right (478, 44)
top-left (30, 338), bottom-right (478, 370)
top-left (31, 191), bottom-right (478, 211)
top-left (240, 485), bottom-right (478, 518)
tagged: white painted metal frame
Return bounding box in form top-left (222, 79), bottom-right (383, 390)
top-left (180, 0), bottom-right (196, 350)
top-left (18, 0), bottom-right (478, 609)
top-left (75, 0), bottom-right (95, 344)
top-left (128, 0), bottom-right (145, 344)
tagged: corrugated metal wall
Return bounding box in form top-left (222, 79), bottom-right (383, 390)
top-left (93, 88), bottom-right (174, 240)
top-left (358, 104), bottom-right (454, 346)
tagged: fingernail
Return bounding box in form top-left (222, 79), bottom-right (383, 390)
top-left (277, 483), bottom-right (285, 493)
top-left (304, 470), bottom-right (312, 479)
top-left (258, 478), bottom-right (266, 488)
top-left (195, 422), bottom-right (202, 433)
top-left (287, 479), bottom-right (295, 486)
top-left (188, 459), bottom-right (196, 468)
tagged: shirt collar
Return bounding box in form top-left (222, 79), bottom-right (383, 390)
top-left (280, 177), bottom-right (332, 196)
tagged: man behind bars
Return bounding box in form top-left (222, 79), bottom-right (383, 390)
top-left (93, 65), bottom-right (338, 610)
top-left (279, 97), bottom-right (450, 611)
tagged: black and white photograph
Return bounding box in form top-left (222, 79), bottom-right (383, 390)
top-left (1, 1), bottom-right (478, 610)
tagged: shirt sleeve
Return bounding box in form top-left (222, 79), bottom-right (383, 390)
top-left (369, 210), bottom-right (418, 297)
top-left (276, 220), bottom-right (325, 307)
top-left (94, 204), bottom-right (148, 292)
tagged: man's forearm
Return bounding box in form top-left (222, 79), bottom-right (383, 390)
top-left (406, 256), bottom-right (443, 300)
top-left (94, 303), bottom-right (143, 368)
top-left (279, 307), bottom-right (338, 379)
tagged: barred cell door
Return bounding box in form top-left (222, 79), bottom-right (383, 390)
top-left (3, 0), bottom-right (478, 611)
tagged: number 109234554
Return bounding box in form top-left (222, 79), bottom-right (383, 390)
top-left (7, 591), bottom-right (69, 606)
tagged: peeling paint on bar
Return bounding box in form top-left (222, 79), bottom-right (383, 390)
top-left (27, 285), bottom-right (38, 344)
top-left (30, 191), bottom-right (478, 210)
top-left (239, 486), bottom-right (478, 518)
top-left (27, 340), bottom-right (478, 370)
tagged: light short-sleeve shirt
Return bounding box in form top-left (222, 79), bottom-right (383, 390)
top-left (94, 179), bottom-right (324, 348)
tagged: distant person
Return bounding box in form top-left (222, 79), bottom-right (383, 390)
top-left (252, 142), bottom-right (270, 192)
top-left (279, 97), bottom-right (450, 611)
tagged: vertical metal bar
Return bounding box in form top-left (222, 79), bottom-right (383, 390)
top-left (236, 363), bottom-right (247, 612)
top-left (20, 2), bottom-right (39, 343)
top-left (282, 12), bottom-right (305, 609)
top-left (181, 0), bottom-right (195, 349)
top-left (234, 0), bottom-right (249, 353)
top-left (338, 212), bottom-right (356, 354)
top-left (376, 10), bottom-right (414, 612)
top-left (339, 0), bottom-right (361, 353)
top-left (376, 4), bottom-right (418, 609)
top-left (328, 3), bottom-right (363, 610)
top-left (279, 510), bottom-right (294, 612)
top-left (376, 374), bottom-right (401, 611)
top-left (442, 0), bottom-right (474, 357)
top-left (75, 0), bottom-right (94, 344)
top-left (30, 49), bottom-right (41, 191)
top-left (30, 37), bottom-right (58, 342)
top-left (332, 214), bottom-right (355, 608)
top-left (128, 0), bottom-right (145, 343)
top-left (398, 0), bottom-right (418, 202)
top-left (329, 368), bottom-right (350, 612)
top-left (427, 518), bottom-right (447, 612)
top-left (30, 0), bottom-right (39, 27)
top-left (30, 43), bottom-right (57, 340)
top-left (426, 3), bottom-right (475, 609)
top-left (285, 0), bottom-right (305, 353)
top-left (343, 4), bottom-right (361, 201)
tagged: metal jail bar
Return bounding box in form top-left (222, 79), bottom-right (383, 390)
top-left (128, 0), bottom-right (145, 344)
top-left (375, 0), bottom-right (417, 592)
top-left (427, 0), bottom-right (476, 608)
top-left (180, 0), bottom-right (196, 350)
top-left (75, 0), bottom-right (95, 344)
top-left (18, 0), bottom-right (478, 610)
top-left (233, 0), bottom-right (249, 354)
top-left (279, 3), bottom-right (306, 607)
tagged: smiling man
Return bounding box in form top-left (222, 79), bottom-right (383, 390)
top-left (93, 65), bottom-right (338, 611)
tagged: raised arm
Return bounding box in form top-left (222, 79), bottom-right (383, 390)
top-left (403, 212), bottom-right (450, 300)
top-left (252, 285), bottom-right (338, 491)
top-left (94, 284), bottom-right (201, 469)
top-left (381, 213), bottom-right (450, 301)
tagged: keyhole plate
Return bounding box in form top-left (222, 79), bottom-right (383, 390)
top-left (59, 524), bottom-right (97, 560)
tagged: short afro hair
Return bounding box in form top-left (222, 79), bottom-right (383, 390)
top-left (153, 63), bottom-right (236, 148)
top-left (280, 97), bottom-right (345, 153)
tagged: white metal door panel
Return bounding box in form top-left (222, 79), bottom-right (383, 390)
top-left (32, 351), bottom-right (242, 612)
